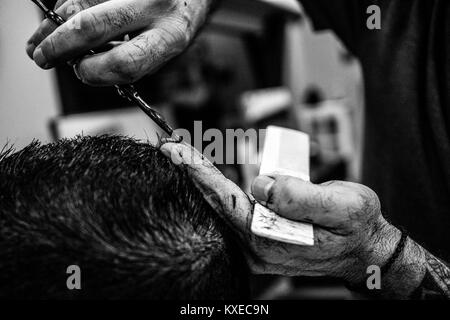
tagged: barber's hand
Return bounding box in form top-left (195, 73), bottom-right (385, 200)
top-left (160, 141), bottom-right (400, 285)
top-left (251, 175), bottom-right (402, 283)
top-left (27, 0), bottom-right (213, 86)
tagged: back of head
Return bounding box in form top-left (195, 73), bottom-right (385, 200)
top-left (0, 136), bottom-right (249, 299)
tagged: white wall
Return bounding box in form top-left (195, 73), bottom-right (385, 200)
top-left (284, 16), bottom-right (359, 102)
top-left (283, 11), bottom-right (365, 181)
top-left (0, 1), bottom-right (59, 150)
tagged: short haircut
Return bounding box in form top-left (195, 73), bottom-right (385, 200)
top-left (0, 136), bottom-right (249, 299)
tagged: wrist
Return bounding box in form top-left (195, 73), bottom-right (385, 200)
top-left (367, 218), bottom-right (402, 268)
top-left (344, 218), bottom-right (401, 286)
top-left (380, 236), bottom-right (427, 298)
top-left (346, 219), bottom-right (427, 298)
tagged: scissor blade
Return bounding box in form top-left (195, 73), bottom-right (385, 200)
top-left (116, 85), bottom-right (178, 138)
top-left (29, 0), bottom-right (180, 141)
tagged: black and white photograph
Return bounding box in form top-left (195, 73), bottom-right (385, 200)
top-left (0, 0), bottom-right (449, 306)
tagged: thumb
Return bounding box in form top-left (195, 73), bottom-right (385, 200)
top-left (251, 175), bottom-right (345, 227)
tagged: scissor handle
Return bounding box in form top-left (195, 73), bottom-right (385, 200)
top-left (30, 0), bottom-right (179, 139)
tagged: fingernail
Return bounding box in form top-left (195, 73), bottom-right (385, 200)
top-left (252, 176), bottom-right (275, 202)
top-left (33, 47), bottom-right (52, 69)
top-left (160, 146), bottom-right (171, 158)
top-left (73, 64), bottom-right (82, 81)
top-left (160, 146), bottom-right (183, 165)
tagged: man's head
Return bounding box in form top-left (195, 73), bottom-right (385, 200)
top-left (0, 136), bottom-right (248, 299)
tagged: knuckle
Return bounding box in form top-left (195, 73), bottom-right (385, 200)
top-left (357, 185), bottom-right (380, 213)
top-left (77, 11), bottom-right (105, 42)
top-left (343, 183), bottom-right (380, 216)
top-left (62, 1), bottom-right (83, 19)
top-left (58, 0), bottom-right (100, 16)
top-left (157, 22), bottom-right (190, 53)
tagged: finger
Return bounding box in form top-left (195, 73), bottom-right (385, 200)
top-left (31, 0), bottom-right (152, 69)
top-left (160, 141), bottom-right (254, 239)
top-left (27, 0), bottom-right (107, 60)
top-left (27, 0), bottom-right (70, 58)
top-left (74, 19), bottom-right (189, 86)
top-left (75, 25), bottom-right (188, 85)
top-left (54, 0), bottom-right (73, 10)
top-left (251, 175), bottom-right (360, 228)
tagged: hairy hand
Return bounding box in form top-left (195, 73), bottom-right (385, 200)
top-left (27, 0), bottom-right (214, 86)
top-left (250, 175), bottom-right (402, 282)
top-left (160, 141), bottom-right (400, 284)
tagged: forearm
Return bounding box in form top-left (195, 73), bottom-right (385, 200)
top-left (364, 223), bottom-right (450, 299)
top-left (419, 249), bottom-right (450, 299)
top-left (377, 226), bottom-right (426, 299)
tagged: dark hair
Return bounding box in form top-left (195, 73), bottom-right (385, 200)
top-left (0, 136), bottom-right (249, 299)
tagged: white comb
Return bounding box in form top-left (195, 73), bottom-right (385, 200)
top-left (251, 126), bottom-right (314, 246)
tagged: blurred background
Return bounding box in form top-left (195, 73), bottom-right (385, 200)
top-left (0, 0), bottom-right (365, 299)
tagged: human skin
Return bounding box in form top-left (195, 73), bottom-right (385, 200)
top-left (27, 0), bottom-right (217, 86)
top-left (27, 0), bottom-right (450, 299)
top-left (160, 141), bottom-right (450, 299)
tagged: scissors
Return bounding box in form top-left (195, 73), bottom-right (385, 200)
top-left (30, 0), bottom-right (181, 141)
